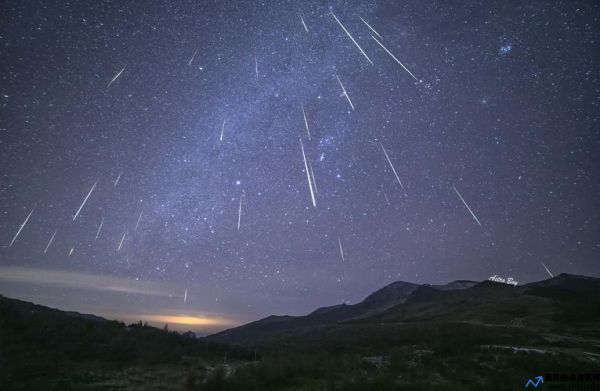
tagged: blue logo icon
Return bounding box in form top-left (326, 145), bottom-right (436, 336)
top-left (525, 376), bottom-right (544, 388)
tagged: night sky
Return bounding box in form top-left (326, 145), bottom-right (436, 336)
top-left (1, 0), bottom-right (598, 333)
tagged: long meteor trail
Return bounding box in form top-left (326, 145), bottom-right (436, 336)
top-left (308, 160), bottom-right (318, 194)
top-left (541, 262), bottom-right (554, 278)
top-left (453, 186), bottom-right (482, 227)
top-left (300, 139), bottom-right (317, 208)
top-left (117, 232), bottom-right (127, 252)
top-left (73, 181), bottom-right (97, 221)
top-left (44, 230), bottom-right (57, 254)
top-left (331, 12), bottom-right (373, 65)
top-left (8, 208), bottom-right (34, 248)
top-left (107, 66), bottom-right (126, 87)
top-left (359, 16), bottom-right (382, 39)
top-left (371, 35), bottom-right (419, 82)
top-left (302, 104), bottom-right (311, 140)
top-left (335, 74), bottom-right (354, 111)
top-left (380, 143), bottom-right (404, 189)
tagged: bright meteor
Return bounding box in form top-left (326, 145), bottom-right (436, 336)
top-left (8, 208), bottom-right (35, 248)
top-left (73, 181), bottom-right (97, 221)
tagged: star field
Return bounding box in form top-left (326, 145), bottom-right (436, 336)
top-left (1, 0), bottom-right (598, 332)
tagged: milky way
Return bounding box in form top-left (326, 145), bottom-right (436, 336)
top-left (1, 1), bottom-right (598, 332)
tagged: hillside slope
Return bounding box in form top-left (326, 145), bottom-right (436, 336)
top-left (0, 295), bottom-right (250, 390)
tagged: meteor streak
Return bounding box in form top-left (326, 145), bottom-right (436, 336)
top-left (338, 237), bottom-right (345, 261)
top-left (453, 186), bottom-right (482, 227)
top-left (73, 181), bottom-right (97, 221)
top-left (188, 50), bottom-right (197, 66)
top-left (184, 288), bottom-right (188, 304)
top-left (300, 139), bottom-right (317, 207)
top-left (300, 14), bottom-right (308, 32)
top-left (95, 217), bottom-right (104, 241)
top-left (541, 262), bottom-right (554, 278)
top-left (8, 208), bottom-right (34, 248)
top-left (135, 211), bottom-right (143, 231)
top-left (254, 56), bottom-right (258, 78)
top-left (118, 232), bottom-right (127, 252)
top-left (335, 74), bottom-right (354, 111)
top-left (382, 189), bottom-right (391, 205)
top-left (302, 104), bottom-right (311, 140)
top-left (380, 143), bottom-right (404, 189)
top-left (44, 230), bottom-right (57, 254)
top-left (220, 119), bottom-right (225, 142)
top-left (107, 66), bottom-right (126, 87)
top-left (371, 35), bottom-right (419, 82)
top-left (331, 12), bottom-right (373, 65)
top-left (237, 195), bottom-right (243, 230)
top-left (308, 160), bottom-right (317, 194)
top-left (359, 16), bottom-right (382, 39)
top-left (114, 172), bottom-right (122, 188)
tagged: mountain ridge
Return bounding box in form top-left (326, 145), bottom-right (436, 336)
top-left (206, 273), bottom-right (599, 347)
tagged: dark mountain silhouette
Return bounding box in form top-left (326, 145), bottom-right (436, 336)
top-left (196, 273), bottom-right (599, 390)
top-left (207, 274), bottom-right (599, 349)
top-left (206, 279), bottom-right (480, 346)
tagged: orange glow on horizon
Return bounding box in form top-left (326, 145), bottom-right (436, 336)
top-left (137, 314), bottom-right (237, 327)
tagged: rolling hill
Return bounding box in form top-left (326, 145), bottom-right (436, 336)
top-left (0, 294), bottom-right (250, 390)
